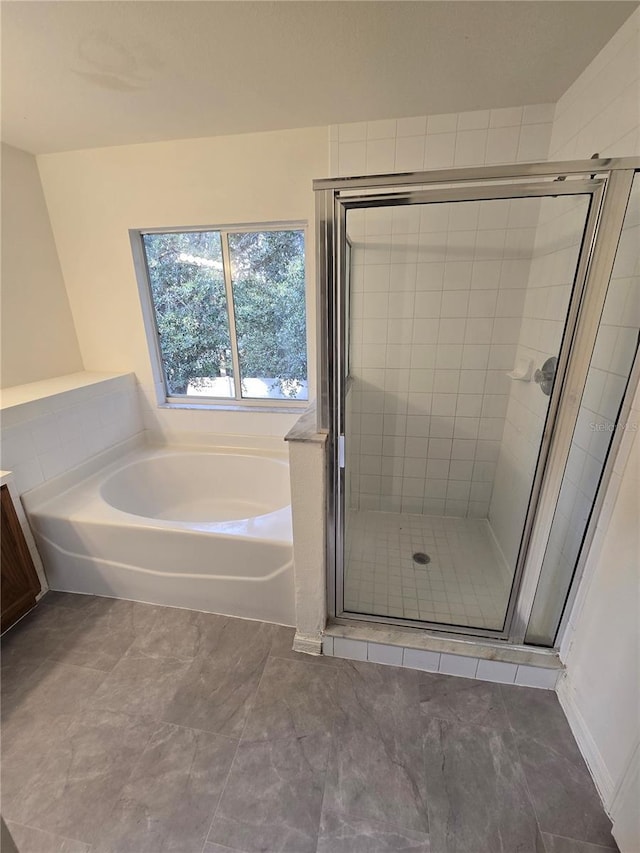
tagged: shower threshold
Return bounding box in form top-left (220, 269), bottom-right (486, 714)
top-left (323, 616), bottom-right (562, 680)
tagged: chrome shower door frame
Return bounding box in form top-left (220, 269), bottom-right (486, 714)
top-left (315, 157), bottom-right (639, 645)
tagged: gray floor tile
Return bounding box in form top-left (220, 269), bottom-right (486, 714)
top-left (540, 832), bottom-right (619, 852)
top-left (208, 733), bottom-right (330, 853)
top-left (1, 593), bottom-right (615, 853)
top-left (90, 650), bottom-right (191, 718)
top-left (161, 618), bottom-right (275, 737)
top-left (0, 603), bottom-right (87, 667)
top-left (323, 661), bottom-right (429, 835)
top-left (2, 661), bottom-right (107, 812)
top-left (128, 606), bottom-right (226, 662)
top-left (317, 810), bottom-right (431, 852)
top-left (241, 655), bottom-right (338, 741)
top-left (419, 672), bottom-right (510, 729)
top-left (41, 590), bottom-right (104, 613)
top-left (51, 598), bottom-right (161, 672)
top-left (501, 685), bottom-right (616, 847)
top-left (1, 709), bottom-right (74, 816)
top-left (92, 722), bottom-right (237, 853)
top-left (423, 716), bottom-right (540, 853)
top-left (11, 660), bottom-right (106, 718)
top-left (4, 708), bottom-right (156, 842)
top-left (1, 659), bottom-right (47, 719)
top-left (5, 821), bottom-right (90, 853)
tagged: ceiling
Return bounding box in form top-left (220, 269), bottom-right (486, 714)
top-left (1, 1), bottom-right (637, 154)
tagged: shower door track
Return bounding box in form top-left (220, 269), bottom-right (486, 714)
top-left (316, 157), bottom-right (639, 646)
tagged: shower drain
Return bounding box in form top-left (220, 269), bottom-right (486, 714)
top-left (412, 552), bottom-right (431, 565)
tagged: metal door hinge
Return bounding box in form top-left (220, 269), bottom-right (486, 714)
top-left (338, 435), bottom-right (345, 468)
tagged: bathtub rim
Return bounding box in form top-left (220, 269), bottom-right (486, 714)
top-left (98, 447), bottom-right (289, 524)
top-left (22, 432), bottom-right (289, 510)
top-left (23, 437), bottom-right (292, 542)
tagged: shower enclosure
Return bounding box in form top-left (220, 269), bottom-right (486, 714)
top-left (316, 157), bottom-right (639, 647)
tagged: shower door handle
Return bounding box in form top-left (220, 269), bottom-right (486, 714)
top-left (534, 356), bottom-right (557, 396)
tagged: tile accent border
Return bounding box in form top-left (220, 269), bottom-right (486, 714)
top-left (322, 632), bottom-right (560, 689)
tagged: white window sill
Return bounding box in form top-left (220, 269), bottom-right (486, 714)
top-left (158, 400), bottom-right (308, 415)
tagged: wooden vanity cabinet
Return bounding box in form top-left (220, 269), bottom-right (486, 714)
top-left (1, 484), bottom-right (41, 631)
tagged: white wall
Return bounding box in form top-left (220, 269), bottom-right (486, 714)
top-left (558, 387), bottom-right (639, 852)
top-left (36, 127), bottom-right (328, 440)
top-left (551, 9), bottom-right (640, 850)
top-left (1, 143), bottom-right (83, 388)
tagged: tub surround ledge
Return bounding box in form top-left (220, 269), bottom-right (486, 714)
top-left (284, 401), bottom-right (327, 444)
top-left (0, 371), bottom-right (134, 412)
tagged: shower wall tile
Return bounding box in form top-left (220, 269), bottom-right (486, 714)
top-left (334, 104), bottom-right (554, 521)
top-left (549, 9), bottom-right (639, 162)
top-left (346, 197), bottom-right (543, 519)
top-left (0, 374), bottom-right (143, 497)
top-left (490, 11), bottom-right (639, 573)
top-left (543, 11), bottom-right (639, 623)
top-left (530, 181), bottom-right (639, 637)
top-left (329, 103), bottom-right (554, 178)
top-left (488, 194), bottom-right (593, 571)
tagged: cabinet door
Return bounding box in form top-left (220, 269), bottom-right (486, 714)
top-left (1, 484), bottom-right (41, 632)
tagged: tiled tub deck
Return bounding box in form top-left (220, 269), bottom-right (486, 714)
top-left (1, 593), bottom-right (617, 853)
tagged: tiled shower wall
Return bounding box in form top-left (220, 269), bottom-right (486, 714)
top-left (347, 200), bottom-right (537, 517)
top-left (330, 104), bottom-right (554, 176)
top-left (489, 8), bottom-right (640, 573)
top-left (334, 104), bottom-right (554, 517)
top-left (488, 194), bottom-right (591, 569)
top-left (529, 185), bottom-right (639, 638)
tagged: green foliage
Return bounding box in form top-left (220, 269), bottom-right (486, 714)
top-left (143, 231), bottom-right (230, 395)
top-left (230, 230), bottom-right (307, 397)
top-left (143, 229), bottom-right (307, 398)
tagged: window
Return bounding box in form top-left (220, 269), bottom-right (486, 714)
top-left (134, 225), bottom-right (308, 405)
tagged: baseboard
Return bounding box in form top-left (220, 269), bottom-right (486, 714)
top-left (292, 631), bottom-right (323, 655)
top-left (609, 743), bottom-right (640, 853)
top-left (556, 672), bottom-right (615, 811)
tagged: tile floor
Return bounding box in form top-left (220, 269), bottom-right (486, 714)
top-left (345, 510), bottom-right (511, 629)
top-left (1, 592), bottom-right (617, 853)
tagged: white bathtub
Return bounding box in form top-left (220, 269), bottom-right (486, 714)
top-left (23, 442), bottom-right (295, 626)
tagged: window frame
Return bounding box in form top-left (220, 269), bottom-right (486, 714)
top-left (130, 221), bottom-right (310, 412)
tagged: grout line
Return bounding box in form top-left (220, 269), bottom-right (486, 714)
top-left (497, 683), bottom-right (550, 846)
top-left (200, 643), bottom-right (274, 852)
top-left (269, 651), bottom-right (338, 670)
top-left (5, 820), bottom-right (92, 850)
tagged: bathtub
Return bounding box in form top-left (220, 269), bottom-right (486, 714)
top-left (23, 441), bottom-right (295, 626)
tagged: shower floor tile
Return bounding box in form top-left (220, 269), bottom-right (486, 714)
top-left (344, 510), bottom-right (512, 630)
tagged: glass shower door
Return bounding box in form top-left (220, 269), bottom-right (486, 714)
top-left (341, 189), bottom-right (596, 634)
top-left (526, 173), bottom-right (640, 645)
